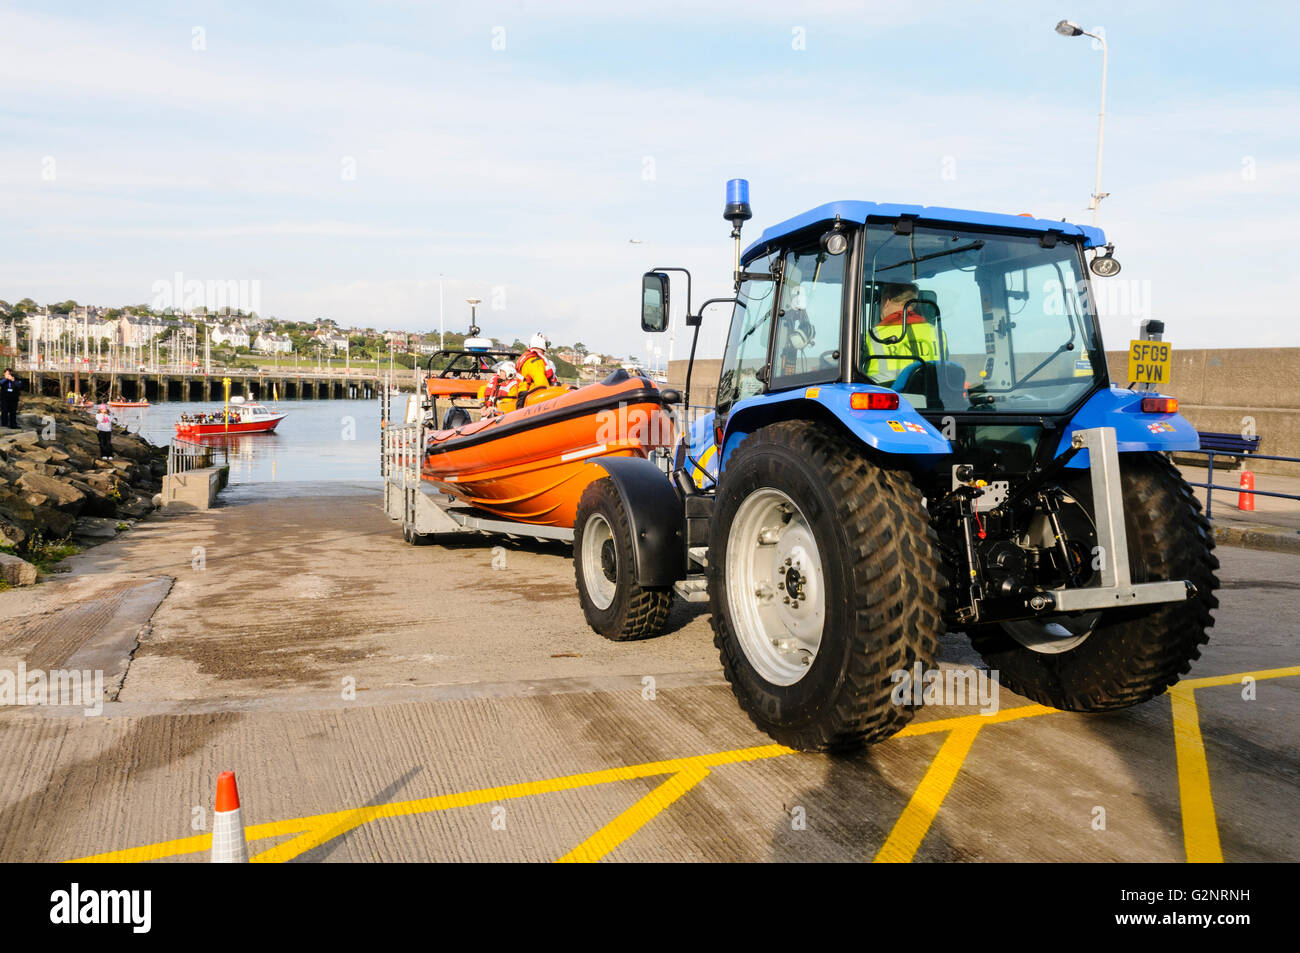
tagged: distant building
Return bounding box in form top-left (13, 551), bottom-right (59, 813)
top-left (582, 353), bottom-right (604, 366)
top-left (312, 330), bottom-right (349, 352)
top-left (119, 315), bottom-right (165, 346)
top-left (255, 332), bottom-right (293, 354)
top-left (210, 323), bottom-right (251, 348)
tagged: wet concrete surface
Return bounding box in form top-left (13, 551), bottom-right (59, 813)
top-left (0, 484), bottom-right (1295, 862)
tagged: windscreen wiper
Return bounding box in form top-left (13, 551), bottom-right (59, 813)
top-left (878, 240), bottom-right (985, 275)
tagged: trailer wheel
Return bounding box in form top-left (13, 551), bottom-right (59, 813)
top-left (968, 453), bottom-right (1219, 711)
top-left (708, 422), bottom-right (945, 752)
top-left (574, 478), bottom-right (672, 641)
top-left (402, 523), bottom-right (434, 546)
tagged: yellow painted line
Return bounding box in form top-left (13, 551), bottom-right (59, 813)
top-left (1181, 664), bottom-right (1300, 690)
top-left (68, 744), bottom-right (789, 864)
top-left (1167, 663), bottom-right (1298, 864)
top-left (897, 703), bottom-right (1057, 736)
top-left (1170, 685), bottom-right (1223, 863)
top-left (874, 723), bottom-right (982, 863)
top-left (66, 668), bottom-right (1299, 865)
top-left (68, 832), bottom-right (214, 864)
top-left (557, 766), bottom-right (712, 863)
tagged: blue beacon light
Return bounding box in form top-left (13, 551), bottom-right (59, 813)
top-left (724, 178), bottom-right (752, 224)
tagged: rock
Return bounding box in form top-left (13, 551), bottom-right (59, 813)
top-left (122, 496), bottom-right (153, 518)
top-left (20, 446), bottom-right (55, 464)
top-left (0, 520), bottom-right (24, 547)
top-left (15, 472), bottom-right (86, 510)
top-left (0, 553), bottom-right (38, 586)
top-left (73, 516), bottom-right (120, 539)
top-left (0, 431), bottom-right (39, 451)
top-left (23, 492), bottom-right (48, 508)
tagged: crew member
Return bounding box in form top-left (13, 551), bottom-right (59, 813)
top-left (866, 283), bottom-right (944, 381)
top-left (95, 404), bottom-right (114, 459)
top-left (514, 333), bottom-right (558, 398)
top-left (480, 360), bottom-right (522, 417)
top-left (0, 368), bottom-right (22, 429)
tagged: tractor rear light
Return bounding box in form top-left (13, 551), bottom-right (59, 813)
top-left (1141, 397), bottom-right (1178, 414)
top-left (850, 391), bottom-right (900, 411)
top-left (714, 423), bottom-right (724, 446)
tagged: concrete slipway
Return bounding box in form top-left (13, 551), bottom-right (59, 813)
top-left (0, 484), bottom-right (1294, 862)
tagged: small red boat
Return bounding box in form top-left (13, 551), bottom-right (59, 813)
top-left (421, 370), bottom-right (674, 527)
top-left (108, 398), bottom-right (150, 408)
top-left (176, 397), bottom-right (286, 437)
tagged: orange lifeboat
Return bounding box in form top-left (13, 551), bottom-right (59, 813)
top-left (422, 370), bottom-right (675, 527)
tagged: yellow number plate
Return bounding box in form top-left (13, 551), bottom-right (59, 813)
top-left (1128, 340), bottom-right (1172, 385)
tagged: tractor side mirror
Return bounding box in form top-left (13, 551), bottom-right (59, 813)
top-left (641, 272), bottom-right (670, 332)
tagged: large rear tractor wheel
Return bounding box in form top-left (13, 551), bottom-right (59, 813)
top-left (573, 478), bottom-right (673, 641)
top-left (968, 453), bottom-right (1219, 710)
top-left (708, 422), bottom-right (946, 752)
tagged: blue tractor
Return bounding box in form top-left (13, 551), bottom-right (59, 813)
top-left (572, 180), bottom-right (1218, 752)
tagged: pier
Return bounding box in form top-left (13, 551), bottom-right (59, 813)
top-left (23, 366), bottom-right (401, 402)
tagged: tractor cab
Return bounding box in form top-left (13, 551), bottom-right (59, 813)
top-left (715, 201), bottom-right (1128, 484)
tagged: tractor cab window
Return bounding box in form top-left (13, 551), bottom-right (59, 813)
top-left (717, 252), bottom-right (779, 413)
top-left (858, 224), bottom-right (1103, 415)
top-left (770, 243), bottom-right (845, 390)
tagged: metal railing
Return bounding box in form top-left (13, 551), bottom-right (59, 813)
top-left (1180, 449), bottom-right (1300, 519)
top-left (381, 422), bottom-right (421, 481)
top-left (167, 438), bottom-right (229, 477)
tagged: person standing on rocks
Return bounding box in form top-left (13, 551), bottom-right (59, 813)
top-left (0, 367), bottom-right (22, 429)
top-left (95, 403), bottom-right (114, 459)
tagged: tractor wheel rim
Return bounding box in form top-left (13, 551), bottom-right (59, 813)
top-left (581, 512), bottom-right (617, 611)
top-left (726, 488), bottom-right (825, 686)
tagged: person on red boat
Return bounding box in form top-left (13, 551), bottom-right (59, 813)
top-left (481, 360), bottom-right (521, 417)
top-left (514, 332), bottom-right (558, 403)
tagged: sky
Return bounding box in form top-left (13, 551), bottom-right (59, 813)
top-left (2, 0), bottom-right (1298, 361)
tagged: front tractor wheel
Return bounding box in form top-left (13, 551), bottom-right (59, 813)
top-left (573, 478), bottom-right (672, 641)
top-left (708, 422), bottom-right (946, 752)
top-left (968, 453), bottom-right (1219, 711)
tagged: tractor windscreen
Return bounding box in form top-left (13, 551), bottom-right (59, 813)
top-left (858, 223), bottom-right (1104, 414)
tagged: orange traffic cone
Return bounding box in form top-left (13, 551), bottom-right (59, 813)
top-left (210, 770), bottom-right (249, 863)
top-left (1237, 470), bottom-right (1256, 512)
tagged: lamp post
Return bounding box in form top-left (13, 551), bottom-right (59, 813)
top-left (1055, 19), bottom-right (1109, 224)
top-left (439, 275), bottom-right (445, 350)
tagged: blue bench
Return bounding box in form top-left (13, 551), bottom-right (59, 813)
top-left (1196, 431), bottom-right (1262, 459)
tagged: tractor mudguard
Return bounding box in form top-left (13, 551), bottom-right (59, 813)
top-left (719, 383), bottom-right (950, 472)
top-left (589, 456), bottom-right (686, 586)
top-left (1056, 386), bottom-right (1199, 467)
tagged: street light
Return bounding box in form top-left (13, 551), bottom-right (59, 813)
top-left (1055, 19), bottom-right (1109, 224)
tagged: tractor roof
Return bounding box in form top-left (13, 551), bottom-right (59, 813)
top-left (742, 200), bottom-right (1106, 262)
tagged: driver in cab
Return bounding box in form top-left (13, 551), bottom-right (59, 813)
top-left (866, 282), bottom-right (945, 383)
